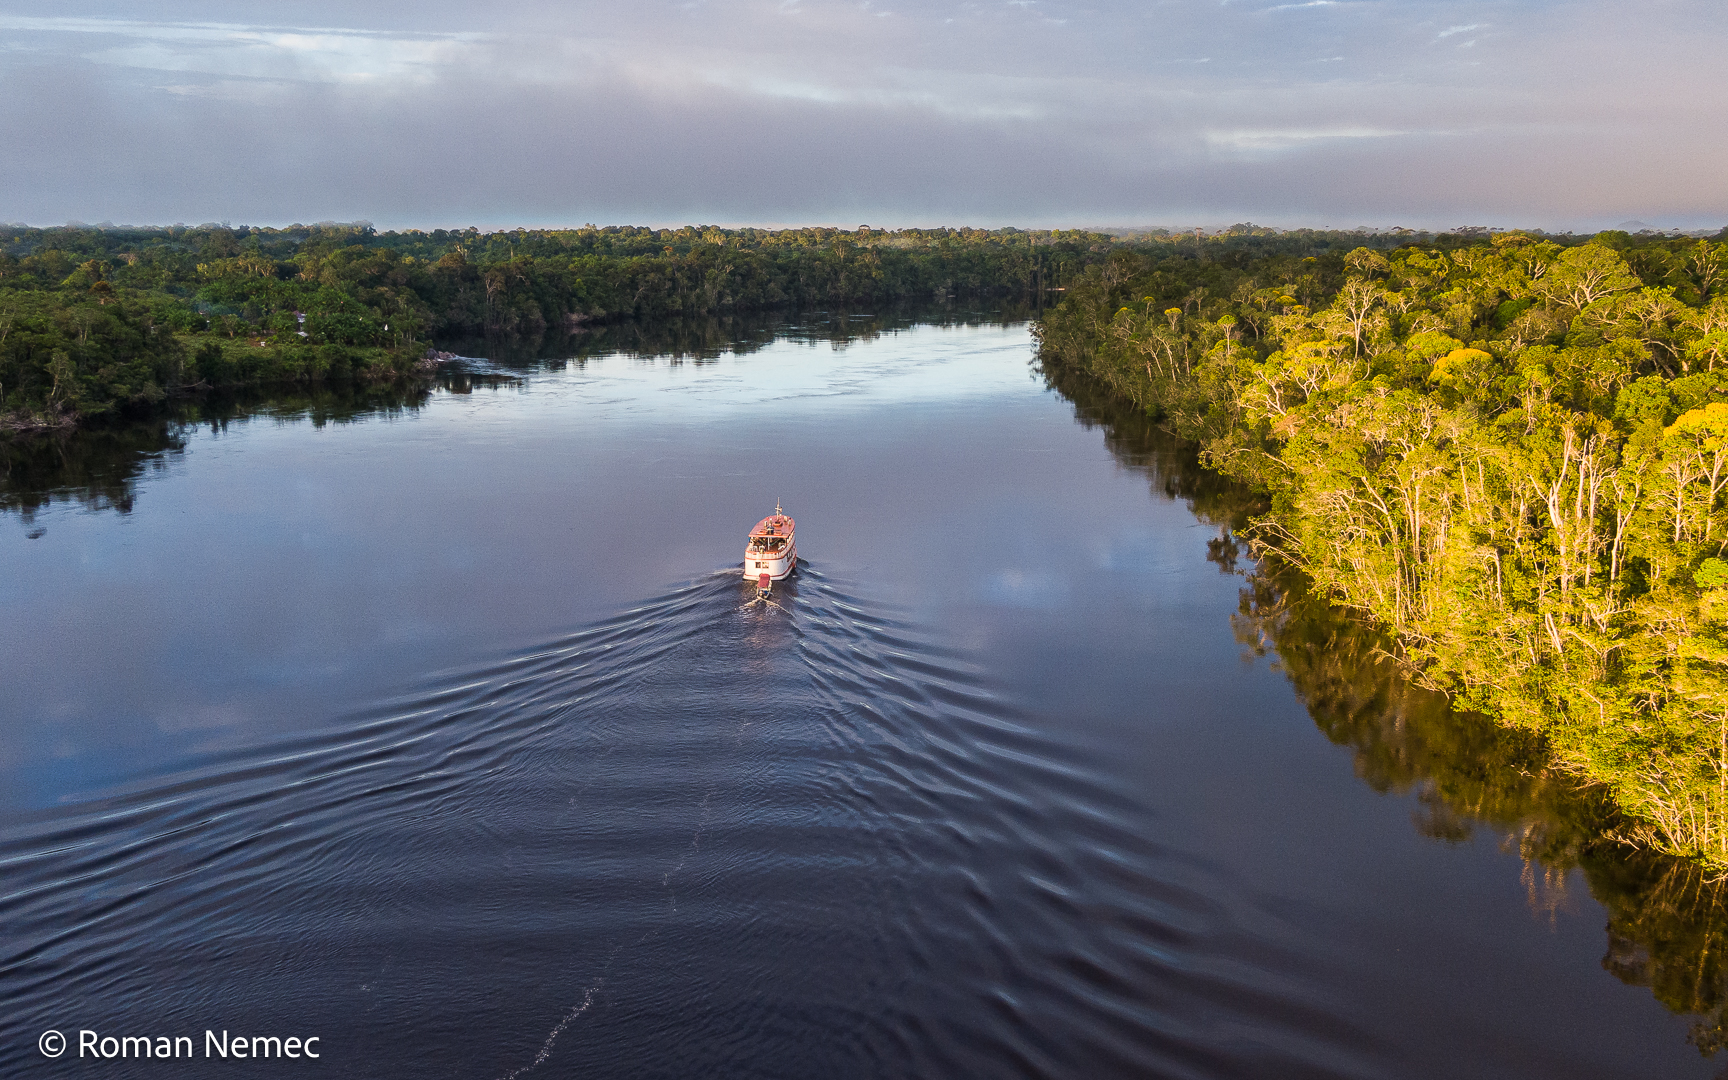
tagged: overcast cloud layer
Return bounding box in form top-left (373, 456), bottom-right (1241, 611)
top-left (0, 1), bottom-right (1723, 230)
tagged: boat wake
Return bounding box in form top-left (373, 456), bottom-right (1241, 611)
top-left (1, 568), bottom-right (1383, 1078)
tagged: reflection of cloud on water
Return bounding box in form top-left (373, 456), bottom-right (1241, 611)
top-left (542, 324), bottom-right (1033, 420)
top-left (981, 567), bottom-right (1067, 609)
top-left (1086, 528), bottom-right (1199, 581)
top-left (157, 702), bottom-right (252, 735)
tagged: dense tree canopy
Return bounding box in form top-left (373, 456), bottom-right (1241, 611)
top-left (0, 219), bottom-right (1461, 429)
top-left (0, 221), bottom-right (1129, 428)
top-left (1038, 225), bottom-right (1728, 868)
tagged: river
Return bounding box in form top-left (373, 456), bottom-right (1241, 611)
top-left (2, 312), bottom-right (1720, 1078)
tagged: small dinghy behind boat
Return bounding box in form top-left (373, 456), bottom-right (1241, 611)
top-left (744, 502), bottom-right (797, 593)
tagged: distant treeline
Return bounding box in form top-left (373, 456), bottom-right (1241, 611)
top-left (1036, 224), bottom-right (1728, 868)
top-left (0, 221), bottom-right (1107, 428)
top-left (0, 219), bottom-right (1474, 430)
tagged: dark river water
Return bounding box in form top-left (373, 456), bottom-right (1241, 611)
top-left (3, 312), bottom-right (1724, 1078)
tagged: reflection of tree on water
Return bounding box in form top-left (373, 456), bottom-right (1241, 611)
top-left (434, 300), bottom-right (1038, 370)
top-left (5, 305), bottom-right (1032, 523)
top-left (1, 380), bottom-right (439, 522)
top-left (1043, 357), bottom-right (1728, 1063)
top-left (1, 421), bottom-right (187, 518)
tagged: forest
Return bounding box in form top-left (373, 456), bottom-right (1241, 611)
top-left (0, 220), bottom-right (1429, 430)
top-left (1049, 367), bottom-right (1728, 1055)
top-left (0, 221), bottom-right (1126, 429)
top-left (1035, 225), bottom-right (1728, 869)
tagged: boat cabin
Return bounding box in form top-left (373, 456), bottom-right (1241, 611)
top-left (749, 534), bottom-right (789, 555)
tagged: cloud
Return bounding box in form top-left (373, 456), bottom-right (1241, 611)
top-left (0, 0), bottom-right (1723, 229)
top-left (1204, 127), bottom-right (1409, 151)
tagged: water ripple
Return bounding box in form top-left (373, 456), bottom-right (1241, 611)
top-left (2, 569), bottom-right (1382, 1077)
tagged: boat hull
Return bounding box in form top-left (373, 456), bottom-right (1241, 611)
top-left (743, 543), bottom-right (797, 581)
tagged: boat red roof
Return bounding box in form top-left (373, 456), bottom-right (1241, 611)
top-left (749, 514), bottom-right (795, 537)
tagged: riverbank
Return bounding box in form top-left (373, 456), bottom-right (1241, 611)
top-left (1045, 353), bottom-right (1728, 1058)
top-left (0, 331), bottom-right (437, 435)
top-left (1035, 227), bottom-right (1728, 870)
top-left (0, 298), bottom-right (1044, 435)
top-left (0, 408), bottom-right (77, 433)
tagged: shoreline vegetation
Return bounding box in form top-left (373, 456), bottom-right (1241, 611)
top-left (1048, 366), bottom-right (1728, 1056)
top-left (1034, 223), bottom-right (1728, 872)
top-left (0, 220), bottom-right (1130, 432)
top-left (0, 220), bottom-right (1466, 434)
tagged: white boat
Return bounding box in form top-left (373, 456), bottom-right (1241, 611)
top-left (744, 503), bottom-right (797, 590)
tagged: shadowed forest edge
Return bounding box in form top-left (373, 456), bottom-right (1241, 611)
top-left (1050, 365), bottom-right (1728, 1063)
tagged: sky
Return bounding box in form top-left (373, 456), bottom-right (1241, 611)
top-left (0, 1), bottom-right (1723, 232)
